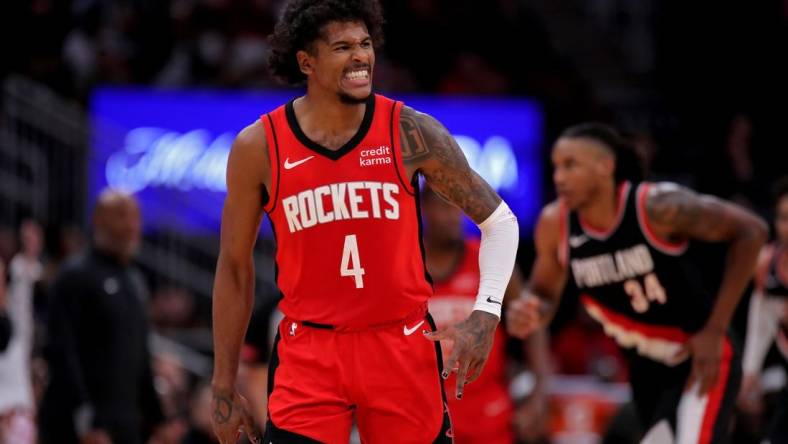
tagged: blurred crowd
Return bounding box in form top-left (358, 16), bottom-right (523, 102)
top-left (3, 0), bottom-right (787, 201)
top-left (0, 215), bottom-right (221, 443)
top-left (3, 0), bottom-right (574, 98)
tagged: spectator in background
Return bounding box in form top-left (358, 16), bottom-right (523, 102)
top-left (0, 259), bottom-right (15, 442)
top-left (0, 261), bottom-right (10, 351)
top-left (39, 189), bottom-right (166, 444)
top-left (0, 220), bottom-right (44, 444)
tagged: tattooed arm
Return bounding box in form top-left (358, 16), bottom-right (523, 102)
top-left (646, 183), bottom-right (768, 333)
top-left (646, 183), bottom-right (768, 393)
top-left (400, 106), bottom-right (518, 398)
top-left (399, 106), bottom-right (501, 223)
top-left (211, 121), bottom-right (268, 443)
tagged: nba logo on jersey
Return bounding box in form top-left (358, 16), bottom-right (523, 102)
top-left (289, 322), bottom-right (297, 336)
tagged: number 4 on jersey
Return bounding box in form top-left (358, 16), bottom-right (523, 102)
top-left (341, 234), bottom-right (365, 289)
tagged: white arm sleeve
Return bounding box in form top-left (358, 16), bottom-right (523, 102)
top-left (472, 201), bottom-right (519, 318)
top-left (742, 290), bottom-right (781, 375)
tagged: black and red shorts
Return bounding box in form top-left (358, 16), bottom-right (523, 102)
top-left (264, 307), bottom-right (453, 443)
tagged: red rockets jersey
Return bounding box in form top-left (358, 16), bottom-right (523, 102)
top-left (429, 239), bottom-right (514, 443)
top-left (261, 94), bottom-right (433, 327)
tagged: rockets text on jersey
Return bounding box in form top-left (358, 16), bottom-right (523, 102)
top-left (281, 181), bottom-right (400, 233)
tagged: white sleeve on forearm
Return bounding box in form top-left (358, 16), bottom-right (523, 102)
top-left (742, 290), bottom-right (781, 374)
top-left (472, 201), bottom-right (519, 318)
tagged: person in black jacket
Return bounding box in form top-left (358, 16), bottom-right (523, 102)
top-left (39, 189), bottom-right (165, 444)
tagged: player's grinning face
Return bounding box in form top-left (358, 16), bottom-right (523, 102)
top-left (301, 20), bottom-right (375, 104)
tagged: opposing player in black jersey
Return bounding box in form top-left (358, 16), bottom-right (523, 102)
top-left (506, 123), bottom-right (768, 443)
top-left (739, 177), bottom-right (788, 443)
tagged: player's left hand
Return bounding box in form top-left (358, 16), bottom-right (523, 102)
top-left (424, 310), bottom-right (499, 400)
top-left (674, 325), bottom-right (725, 395)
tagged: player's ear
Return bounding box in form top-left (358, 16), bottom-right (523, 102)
top-left (598, 154), bottom-right (615, 177)
top-left (297, 50), bottom-right (313, 76)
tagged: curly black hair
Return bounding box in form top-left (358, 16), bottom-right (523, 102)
top-left (560, 122), bottom-right (645, 184)
top-left (268, 0), bottom-right (385, 85)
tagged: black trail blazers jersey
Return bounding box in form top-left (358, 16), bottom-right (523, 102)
top-left (559, 182), bottom-right (714, 365)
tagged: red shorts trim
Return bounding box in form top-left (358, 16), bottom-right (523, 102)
top-left (697, 339), bottom-right (733, 444)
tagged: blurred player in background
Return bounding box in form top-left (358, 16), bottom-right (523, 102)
top-left (210, 0), bottom-right (519, 443)
top-left (422, 187), bottom-right (550, 444)
top-left (507, 123), bottom-right (767, 443)
top-left (739, 176), bottom-right (788, 444)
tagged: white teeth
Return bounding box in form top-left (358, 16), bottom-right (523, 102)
top-left (345, 70), bottom-right (369, 80)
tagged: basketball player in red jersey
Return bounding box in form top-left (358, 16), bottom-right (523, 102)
top-left (210, 1), bottom-right (520, 443)
top-left (506, 123), bottom-right (767, 443)
top-left (422, 188), bottom-right (550, 444)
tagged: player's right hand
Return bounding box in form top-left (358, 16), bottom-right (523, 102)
top-left (211, 389), bottom-right (262, 444)
top-left (505, 293), bottom-right (544, 339)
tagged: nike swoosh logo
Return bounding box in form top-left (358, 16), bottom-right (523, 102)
top-left (403, 320), bottom-right (425, 336)
top-left (569, 235), bottom-right (589, 248)
top-left (486, 297), bottom-right (502, 305)
top-left (284, 156), bottom-right (315, 170)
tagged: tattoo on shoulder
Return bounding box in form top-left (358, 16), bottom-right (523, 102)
top-left (213, 394), bottom-right (233, 424)
top-left (645, 184), bottom-right (702, 230)
top-left (398, 107), bottom-right (500, 222)
top-left (399, 109), bottom-right (431, 163)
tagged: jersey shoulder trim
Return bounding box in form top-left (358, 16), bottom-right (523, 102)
top-left (635, 182), bottom-right (689, 256)
top-left (390, 100), bottom-right (416, 195)
top-left (261, 112), bottom-right (281, 213)
top-left (578, 181), bottom-right (631, 240)
top-left (558, 200), bottom-right (569, 267)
